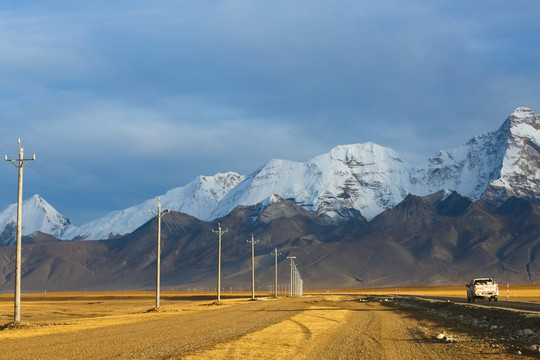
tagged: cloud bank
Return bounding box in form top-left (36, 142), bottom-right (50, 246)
top-left (0, 0), bottom-right (539, 223)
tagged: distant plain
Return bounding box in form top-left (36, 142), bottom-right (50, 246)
top-left (2, 284), bottom-right (540, 325)
top-left (1, 285), bottom-right (539, 359)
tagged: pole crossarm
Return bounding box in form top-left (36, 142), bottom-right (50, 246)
top-left (4, 138), bottom-right (35, 323)
top-left (148, 197), bottom-right (170, 309)
top-left (148, 197), bottom-right (170, 218)
top-left (212, 223), bottom-right (228, 302)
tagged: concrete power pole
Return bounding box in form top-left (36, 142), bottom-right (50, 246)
top-left (271, 248), bottom-right (281, 298)
top-left (4, 139), bottom-right (35, 323)
top-left (247, 235), bottom-right (259, 300)
top-left (287, 256), bottom-right (296, 297)
top-left (148, 197), bottom-right (169, 309)
top-left (212, 223), bottom-right (228, 303)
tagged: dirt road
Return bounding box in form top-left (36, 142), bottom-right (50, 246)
top-left (0, 295), bottom-right (531, 359)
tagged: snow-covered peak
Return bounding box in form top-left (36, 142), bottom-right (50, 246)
top-left (4, 108), bottom-right (540, 241)
top-left (212, 142), bottom-right (413, 221)
top-left (61, 172), bottom-right (245, 240)
top-left (414, 121), bottom-right (508, 200)
top-left (311, 142), bottom-right (407, 173)
top-left (196, 172), bottom-right (246, 200)
top-left (0, 194), bottom-right (72, 245)
top-left (482, 107), bottom-right (540, 203)
top-left (510, 107), bottom-right (535, 120)
top-left (507, 107), bottom-right (540, 141)
top-left (411, 107), bottom-right (540, 208)
top-left (319, 142), bottom-right (404, 162)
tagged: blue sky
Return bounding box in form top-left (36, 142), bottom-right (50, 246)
top-left (1, 1), bottom-right (539, 225)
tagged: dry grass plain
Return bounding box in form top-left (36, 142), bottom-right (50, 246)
top-left (1, 285), bottom-right (539, 359)
top-left (317, 283), bottom-right (540, 302)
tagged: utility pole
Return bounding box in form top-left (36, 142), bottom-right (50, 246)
top-left (271, 248), bottom-right (281, 298)
top-left (246, 234), bottom-right (259, 300)
top-left (4, 139), bottom-right (35, 323)
top-left (212, 223), bottom-right (228, 303)
top-left (296, 267), bottom-right (303, 296)
top-left (148, 197), bottom-right (169, 309)
top-left (287, 256), bottom-right (296, 297)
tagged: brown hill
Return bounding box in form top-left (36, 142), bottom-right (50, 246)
top-left (0, 194), bottom-right (539, 292)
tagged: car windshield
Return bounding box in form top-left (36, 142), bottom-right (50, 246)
top-left (474, 279), bottom-right (493, 285)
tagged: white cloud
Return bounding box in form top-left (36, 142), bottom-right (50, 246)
top-left (1, 0), bottom-right (540, 223)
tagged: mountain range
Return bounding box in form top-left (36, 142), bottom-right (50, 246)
top-left (1, 191), bottom-right (539, 291)
top-left (1, 107), bottom-right (539, 242)
top-left (0, 107), bottom-right (540, 290)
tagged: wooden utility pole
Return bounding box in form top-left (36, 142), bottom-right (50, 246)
top-left (148, 197), bottom-right (169, 309)
top-left (287, 256), bottom-right (296, 297)
top-left (4, 139), bottom-right (35, 323)
top-left (212, 223), bottom-right (228, 302)
top-left (247, 234), bottom-right (259, 300)
top-left (271, 248), bottom-right (281, 298)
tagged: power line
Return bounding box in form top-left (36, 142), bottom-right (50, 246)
top-left (22, 139), bottom-right (152, 199)
top-left (0, 132), bottom-right (156, 216)
top-left (23, 142), bottom-right (152, 201)
top-left (25, 166), bottom-right (134, 208)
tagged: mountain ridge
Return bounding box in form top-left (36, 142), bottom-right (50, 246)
top-left (2, 193), bottom-right (540, 291)
top-left (0, 195), bottom-right (72, 246)
top-left (1, 107), bottom-right (539, 242)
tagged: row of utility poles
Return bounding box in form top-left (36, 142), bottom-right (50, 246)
top-left (4, 138), bottom-right (304, 322)
top-left (210, 225), bottom-right (302, 303)
top-left (147, 215), bottom-right (303, 309)
top-left (287, 256), bottom-right (303, 296)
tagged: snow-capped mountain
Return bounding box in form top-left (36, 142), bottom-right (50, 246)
top-left (211, 108), bottom-right (540, 222)
top-left (483, 107), bottom-right (540, 203)
top-left (413, 107), bottom-right (540, 204)
top-left (413, 121), bottom-right (508, 199)
top-left (2, 107), bottom-right (539, 242)
top-left (61, 172), bottom-right (245, 240)
top-left (0, 194), bottom-right (72, 246)
top-left (211, 143), bottom-right (412, 221)
top-left (63, 143), bottom-right (415, 240)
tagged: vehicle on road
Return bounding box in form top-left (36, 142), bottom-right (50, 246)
top-left (466, 278), bottom-right (499, 302)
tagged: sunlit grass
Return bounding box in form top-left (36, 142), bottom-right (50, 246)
top-left (306, 284), bottom-right (540, 302)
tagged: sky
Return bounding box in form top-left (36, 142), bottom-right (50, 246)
top-left (1, 0), bottom-right (539, 225)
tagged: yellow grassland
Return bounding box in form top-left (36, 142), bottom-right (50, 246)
top-left (308, 283), bottom-right (540, 302)
top-left (0, 283), bottom-right (538, 328)
top-left (0, 293), bottom-right (244, 340)
top-left (0, 287), bottom-right (538, 359)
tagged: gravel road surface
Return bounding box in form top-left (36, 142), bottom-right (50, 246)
top-left (1, 295), bottom-right (537, 359)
